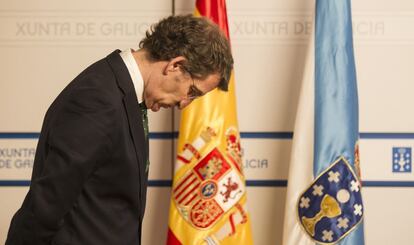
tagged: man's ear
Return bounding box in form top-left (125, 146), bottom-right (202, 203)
top-left (164, 56), bottom-right (187, 74)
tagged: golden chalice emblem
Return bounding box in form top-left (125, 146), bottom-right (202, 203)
top-left (302, 194), bottom-right (342, 236)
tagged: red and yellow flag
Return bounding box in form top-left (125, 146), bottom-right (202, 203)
top-left (166, 0), bottom-right (253, 244)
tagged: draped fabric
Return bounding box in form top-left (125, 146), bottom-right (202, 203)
top-left (166, 1), bottom-right (253, 244)
top-left (282, 1), bottom-right (366, 244)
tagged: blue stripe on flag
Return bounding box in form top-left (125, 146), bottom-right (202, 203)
top-left (314, 0), bottom-right (358, 175)
top-left (314, 0), bottom-right (365, 244)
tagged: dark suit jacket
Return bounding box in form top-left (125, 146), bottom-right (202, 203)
top-left (6, 50), bottom-right (149, 245)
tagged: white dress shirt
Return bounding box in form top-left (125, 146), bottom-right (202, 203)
top-left (119, 49), bottom-right (144, 103)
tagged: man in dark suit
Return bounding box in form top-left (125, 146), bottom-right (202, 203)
top-left (6, 15), bottom-right (233, 245)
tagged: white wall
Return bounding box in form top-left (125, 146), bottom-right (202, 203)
top-left (1, 0), bottom-right (414, 244)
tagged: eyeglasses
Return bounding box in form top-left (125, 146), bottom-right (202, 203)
top-left (186, 72), bottom-right (204, 100)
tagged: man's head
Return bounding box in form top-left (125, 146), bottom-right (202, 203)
top-left (137, 14), bottom-right (233, 111)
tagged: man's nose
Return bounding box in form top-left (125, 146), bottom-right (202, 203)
top-left (178, 98), bottom-right (192, 110)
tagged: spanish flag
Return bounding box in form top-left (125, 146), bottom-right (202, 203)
top-left (166, 0), bottom-right (253, 244)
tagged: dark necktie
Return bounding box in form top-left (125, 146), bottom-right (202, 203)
top-left (139, 102), bottom-right (150, 172)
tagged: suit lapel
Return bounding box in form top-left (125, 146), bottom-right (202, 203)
top-left (105, 50), bottom-right (147, 196)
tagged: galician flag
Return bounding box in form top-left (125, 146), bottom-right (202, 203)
top-left (166, 0), bottom-right (253, 244)
top-left (282, 0), bottom-right (365, 245)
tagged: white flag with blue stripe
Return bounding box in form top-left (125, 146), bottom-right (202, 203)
top-left (282, 0), bottom-right (365, 244)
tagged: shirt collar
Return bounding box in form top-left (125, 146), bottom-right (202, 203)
top-left (119, 49), bottom-right (144, 103)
